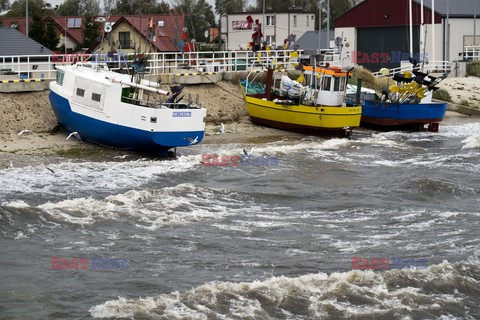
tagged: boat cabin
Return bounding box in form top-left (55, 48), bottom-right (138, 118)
top-left (301, 65), bottom-right (350, 107)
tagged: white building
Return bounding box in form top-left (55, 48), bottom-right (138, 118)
top-left (220, 11), bottom-right (315, 51)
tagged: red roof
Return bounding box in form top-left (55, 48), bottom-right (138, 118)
top-left (334, 0), bottom-right (442, 28)
top-left (120, 14), bottom-right (184, 52)
top-left (0, 14), bottom-right (184, 51)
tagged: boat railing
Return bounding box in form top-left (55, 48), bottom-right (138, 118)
top-left (121, 96), bottom-right (200, 109)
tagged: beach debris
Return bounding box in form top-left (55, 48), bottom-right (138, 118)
top-left (66, 132), bottom-right (81, 141)
top-left (218, 123), bottom-right (225, 134)
top-left (243, 147), bottom-right (254, 155)
top-left (17, 129), bottom-right (34, 136)
top-left (184, 136), bottom-right (199, 145)
top-left (113, 155), bottom-right (130, 159)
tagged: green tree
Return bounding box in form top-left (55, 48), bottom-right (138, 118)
top-left (29, 14), bottom-right (45, 44)
top-left (7, 0), bottom-right (45, 17)
top-left (113, 0), bottom-right (157, 14)
top-left (304, 0), bottom-right (357, 30)
top-left (192, 0), bottom-right (216, 42)
top-left (83, 15), bottom-right (100, 48)
top-left (44, 17), bottom-right (60, 49)
top-left (57, 0), bottom-right (100, 16)
top-left (1, 0), bottom-right (10, 12)
top-left (214, 0), bottom-right (244, 16)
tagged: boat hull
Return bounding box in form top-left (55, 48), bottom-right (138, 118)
top-left (361, 100), bottom-right (447, 130)
top-left (244, 95), bottom-right (362, 137)
top-left (49, 90), bottom-right (204, 155)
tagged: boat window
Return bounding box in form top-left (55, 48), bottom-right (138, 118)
top-left (92, 93), bottom-right (101, 102)
top-left (334, 77), bottom-right (340, 91)
top-left (56, 71), bottom-right (64, 86)
top-left (322, 77), bottom-right (331, 91)
top-left (76, 88), bottom-right (85, 97)
top-left (340, 77), bottom-right (346, 92)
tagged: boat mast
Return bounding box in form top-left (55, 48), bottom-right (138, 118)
top-left (432, 0), bottom-right (435, 62)
top-left (409, 0), bottom-right (413, 59)
top-left (420, 0), bottom-right (424, 57)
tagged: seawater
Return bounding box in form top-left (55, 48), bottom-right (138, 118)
top-left (1, 121), bottom-right (480, 319)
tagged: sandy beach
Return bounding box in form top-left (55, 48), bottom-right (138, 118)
top-left (0, 79), bottom-right (478, 165)
top-left (0, 81), bottom-right (301, 164)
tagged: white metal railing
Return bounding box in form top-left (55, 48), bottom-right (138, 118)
top-left (372, 61), bottom-right (451, 77)
top-left (0, 49), bottom-right (303, 80)
top-left (463, 45), bottom-right (480, 60)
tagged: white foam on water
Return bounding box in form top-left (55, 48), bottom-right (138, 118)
top-left (90, 261), bottom-right (476, 319)
top-left (462, 135), bottom-right (480, 149)
top-left (2, 200), bottom-right (30, 208)
top-left (0, 156), bottom-right (200, 197)
top-left (4, 184), bottom-right (249, 229)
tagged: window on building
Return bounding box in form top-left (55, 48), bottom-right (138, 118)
top-left (92, 93), bottom-right (101, 102)
top-left (67, 18), bottom-right (82, 28)
top-left (56, 71), bottom-right (64, 86)
top-left (266, 16), bottom-right (275, 26)
top-left (119, 32), bottom-right (131, 49)
top-left (293, 15), bottom-right (297, 27)
top-left (76, 88), bottom-right (85, 97)
top-left (266, 35), bottom-right (275, 46)
top-left (322, 77), bottom-right (331, 91)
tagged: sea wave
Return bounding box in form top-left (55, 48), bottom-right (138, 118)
top-left (2, 183), bottom-right (247, 230)
top-left (90, 261), bottom-right (480, 319)
top-left (462, 135), bottom-right (480, 149)
top-left (0, 156), bottom-right (201, 198)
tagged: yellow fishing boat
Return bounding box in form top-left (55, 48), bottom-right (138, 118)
top-left (241, 65), bottom-right (362, 137)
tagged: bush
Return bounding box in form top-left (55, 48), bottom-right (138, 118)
top-left (459, 99), bottom-right (470, 106)
top-left (467, 61), bottom-right (480, 77)
top-left (432, 89), bottom-right (452, 102)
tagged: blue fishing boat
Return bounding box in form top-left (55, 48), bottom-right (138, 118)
top-left (349, 70), bottom-right (448, 132)
top-left (361, 100), bottom-right (447, 131)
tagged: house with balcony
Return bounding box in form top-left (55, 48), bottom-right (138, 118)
top-left (220, 11), bottom-right (315, 51)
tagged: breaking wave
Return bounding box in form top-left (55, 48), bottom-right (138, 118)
top-left (2, 183), bottom-right (248, 230)
top-left (90, 261), bottom-right (480, 319)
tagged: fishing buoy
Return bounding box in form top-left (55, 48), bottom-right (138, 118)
top-left (289, 51), bottom-right (299, 68)
top-left (380, 68), bottom-right (390, 76)
top-left (104, 22), bottom-right (112, 33)
top-left (389, 85), bottom-right (399, 93)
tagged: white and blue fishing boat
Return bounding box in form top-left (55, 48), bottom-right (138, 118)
top-left (49, 63), bottom-right (206, 156)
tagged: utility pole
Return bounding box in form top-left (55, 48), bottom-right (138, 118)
top-left (318, 0), bottom-right (322, 53)
top-left (474, 0), bottom-right (477, 56)
top-left (262, 0), bottom-right (265, 43)
top-left (26, 0), bottom-right (28, 37)
top-left (326, 0), bottom-right (330, 49)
